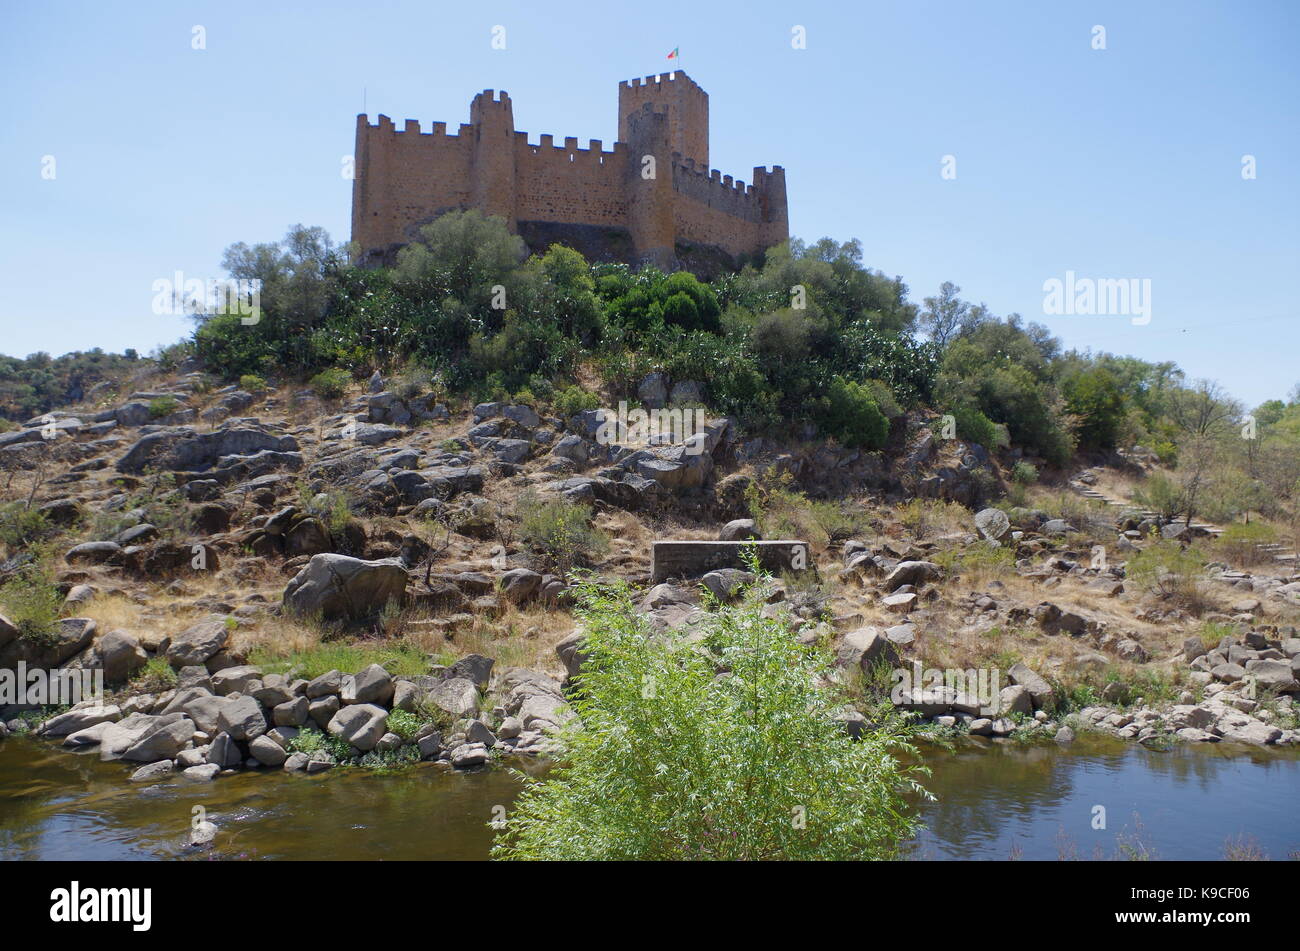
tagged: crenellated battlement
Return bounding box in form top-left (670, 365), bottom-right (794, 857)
top-left (351, 73), bottom-right (787, 269)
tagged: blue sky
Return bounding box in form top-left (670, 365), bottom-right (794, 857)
top-left (2, 0), bottom-right (1296, 408)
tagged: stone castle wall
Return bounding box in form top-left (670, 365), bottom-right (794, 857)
top-left (351, 71), bottom-right (787, 270)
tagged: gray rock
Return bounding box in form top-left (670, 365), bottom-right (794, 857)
top-left (216, 695), bottom-right (267, 742)
top-left (450, 742), bottom-right (489, 769)
top-left (326, 703), bottom-right (388, 752)
top-left (416, 732), bottom-right (443, 760)
top-left (182, 764), bottom-right (221, 782)
top-left (282, 555), bottom-right (408, 621)
top-left (309, 695), bottom-right (340, 728)
top-left (130, 760), bottom-right (175, 783)
top-left (210, 665), bottom-right (264, 696)
top-left (249, 735), bottom-right (288, 766)
top-left (95, 631), bottom-right (148, 682)
top-left (39, 704), bottom-right (121, 738)
top-left (718, 518), bottom-right (760, 542)
top-left (165, 615), bottom-right (231, 668)
top-left (447, 653), bottom-right (495, 689)
top-left (974, 508), bottom-right (1010, 541)
top-left (121, 717), bottom-right (195, 762)
top-left (273, 696), bottom-right (310, 727)
top-left (882, 561), bottom-right (942, 592)
top-left (836, 627), bottom-right (898, 672)
top-left (1007, 662), bottom-right (1054, 710)
top-left (283, 752), bottom-right (310, 772)
top-left (347, 663), bottom-right (395, 705)
top-left (424, 678), bottom-right (480, 719)
top-left (306, 669), bottom-right (343, 698)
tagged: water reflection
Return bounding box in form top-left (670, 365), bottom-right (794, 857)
top-left (2, 735), bottom-right (1297, 861)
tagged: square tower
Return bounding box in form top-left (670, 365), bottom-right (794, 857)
top-left (618, 71), bottom-right (708, 168)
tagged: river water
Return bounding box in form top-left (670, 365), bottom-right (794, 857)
top-left (2, 734), bottom-right (1297, 860)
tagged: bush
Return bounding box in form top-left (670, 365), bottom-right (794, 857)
top-left (239, 374), bottom-right (268, 393)
top-left (552, 384), bottom-right (602, 418)
top-left (952, 404), bottom-right (999, 448)
top-left (1127, 540), bottom-right (1207, 610)
top-left (0, 502), bottom-right (52, 551)
top-left (492, 573), bottom-right (928, 860)
top-left (0, 560), bottom-right (62, 644)
top-left (148, 395), bottom-right (179, 418)
top-left (817, 376), bottom-right (888, 449)
top-left (514, 493), bottom-right (608, 576)
top-left (309, 368), bottom-right (351, 400)
top-left (1011, 461), bottom-right (1038, 485)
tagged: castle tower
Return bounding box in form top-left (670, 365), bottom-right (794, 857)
top-left (754, 165), bottom-right (789, 251)
top-left (624, 102), bottom-right (676, 268)
top-left (469, 90), bottom-right (516, 227)
top-left (618, 71), bottom-right (708, 169)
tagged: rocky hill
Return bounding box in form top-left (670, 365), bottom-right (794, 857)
top-left (1, 359), bottom-right (1297, 789)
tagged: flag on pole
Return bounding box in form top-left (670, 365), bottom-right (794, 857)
top-left (666, 47), bottom-right (678, 60)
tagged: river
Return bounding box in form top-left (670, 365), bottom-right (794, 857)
top-left (2, 734), bottom-right (1297, 860)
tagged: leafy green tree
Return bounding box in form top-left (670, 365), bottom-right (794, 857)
top-left (919, 281), bottom-right (970, 348)
top-left (493, 574), bottom-right (928, 860)
top-left (1064, 367), bottom-right (1126, 450)
top-left (393, 210), bottom-right (526, 306)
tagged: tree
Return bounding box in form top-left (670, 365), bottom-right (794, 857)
top-left (393, 210), bottom-right (526, 306)
top-left (919, 281), bottom-right (970, 348)
top-left (493, 573), bottom-right (928, 860)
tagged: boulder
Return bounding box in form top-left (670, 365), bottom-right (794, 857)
top-left (718, 519), bottom-right (760, 542)
top-left (326, 704), bottom-right (388, 752)
top-left (120, 716), bottom-right (195, 762)
top-left (974, 508), bottom-right (1010, 541)
top-left (39, 705), bottom-right (122, 738)
top-left (165, 615), bottom-right (231, 668)
top-left (347, 664), bottom-right (395, 706)
top-left (499, 568), bottom-right (543, 605)
top-left (282, 554), bottom-right (408, 621)
top-left (216, 695), bottom-right (267, 742)
top-left (835, 627), bottom-right (899, 672)
top-left (424, 677), bottom-right (480, 719)
top-left (1007, 662), bottom-right (1054, 710)
top-left (116, 426), bottom-right (298, 475)
top-left (94, 630), bottom-right (148, 682)
top-left (881, 561), bottom-right (941, 592)
top-left (249, 735), bottom-right (288, 767)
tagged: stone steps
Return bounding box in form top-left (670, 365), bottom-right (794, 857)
top-left (1067, 472), bottom-right (1297, 565)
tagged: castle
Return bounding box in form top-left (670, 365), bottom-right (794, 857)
top-left (350, 71), bottom-right (788, 271)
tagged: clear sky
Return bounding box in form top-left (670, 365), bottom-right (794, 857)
top-left (2, 0), bottom-right (1296, 408)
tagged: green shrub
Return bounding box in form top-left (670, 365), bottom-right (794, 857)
top-left (492, 573), bottom-right (929, 860)
top-left (1011, 461), bottom-right (1038, 486)
top-left (552, 384), bottom-right (602, 418)
top-left (514, 492), bottom-right (608, 576)
top-left (0, 560), bottom-right (62, 644)
top-left (952, 404), bottom-right (999, 448)
top-left (818, 376), bottom-right (888, 449)
top-left (309, 368), bottom-right (351, 400)
top-left (148, 395), bottom-right (179, 418)
top-left (239, 374), bottom-right (268, 393)
top-left (0, 502), bottom-right (52, 550)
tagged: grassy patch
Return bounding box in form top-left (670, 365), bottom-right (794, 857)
top-left (248, 641), bottom-right (430, 679)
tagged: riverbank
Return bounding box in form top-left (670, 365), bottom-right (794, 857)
top-left (2, 732), bottom-right (1295, 861)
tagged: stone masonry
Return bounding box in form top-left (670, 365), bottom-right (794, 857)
top-left (351, 72), bottom-right (788, 270)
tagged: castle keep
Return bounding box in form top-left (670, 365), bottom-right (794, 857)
top-left (351, 72), bottom-right (788, 270)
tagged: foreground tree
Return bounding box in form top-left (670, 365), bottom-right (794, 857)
top-left (493, 572), bottom-right (928, 860)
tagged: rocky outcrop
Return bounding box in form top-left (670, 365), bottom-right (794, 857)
top-left (282, 554), bottom-right (409, 621)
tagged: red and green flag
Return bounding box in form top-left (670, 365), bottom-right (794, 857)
top-left (666, 47), bottom-right (678, 60)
